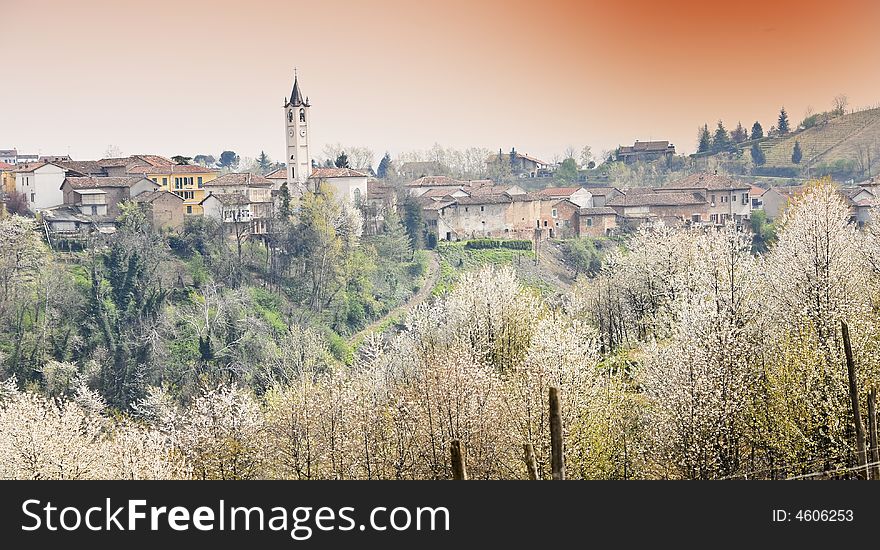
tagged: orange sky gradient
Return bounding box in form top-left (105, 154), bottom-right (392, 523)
top-left (2, 0), bottom-right (879, 165)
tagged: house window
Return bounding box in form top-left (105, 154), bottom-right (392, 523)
top-left (721, 195), bottom-right (728, 203)
top-left (551, 208), bottom-right (558, 218)
top-left (465, 207), bottom-right (469, 212)
top-left (543, 220), bottom-right (548, 227)
top-left (30, 193), bottom-right (35, 202)
top-left (710, 214), bottom-right (719, 223)
top-left (692, 214), bottom-right (701, 222)
top-left (162, 178), bottom-right (167, 186)
top-left (353, 187), bottom-right (362, 203)
top-left (480, 206), bottom-right (484, 212)
top-left (198, 177), bottom-right (203, 188)
top-left (186, 206), bottom-right (193, 214)
top-left (742, 193), bottom-right (748, 205)
top-left (710, 194), bottom-right (716, 203)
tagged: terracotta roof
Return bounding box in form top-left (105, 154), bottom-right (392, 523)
top-left (607, 189), bottom-right (706, 207)
top-left (485, 152), bottom-right (548, 165)
top-left (422, 200), bottom-right (456, 211)
top-left (578, 207), bottom-right (618, 216)
top-left (467, 185), bottom-right (525, 196)
top-left (749, 185), bottom-right (767, 197)
top-left (57, 160), bottom-right (106, 175)
top-left (538, 187), bottom-right (584, 197)
top-left (406, 175), bottom-right (465, 187)
top-left (584, 186), bottom-right (620, 196)
top-left (12, 162), bottom-right (48, 173)
top-left (64, 176), bottom-right (156, 189)
top-left (131, 164), bottom-right (217, 175)
top-left (661, 172), bottom-right (750, 192)
top-left (421, 187), bottom-right (463, 198)
top-left (205, 172), bottom-right (272, 187)
top-left (0, 161), bottom-right (14, 170)
top-left (768, 185), bottom-right (804, 198)
top-left (265, 167), bottom-right (287, 179)
top-left (309, 167), bottom-right (367, 178)
top-left (131, 190), bottom-right (184, 204)
top-left (618, 140), bottom-right (674, 154)
top-left (202, 193), bottom-right (249, 206)
top-left (455, 192), bottom-right (541, 206)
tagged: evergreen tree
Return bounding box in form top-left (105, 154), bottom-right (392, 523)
top-left (278, 181), bottom-right (292, 219)
top-left (219, 150), bottom-right (240, 169)
top-left (376, 152), bottom-right (392, 179)
top-left (257, 151), bottom-right (272, 173)
top-left (750, 143), bottom-right (766, 166)
top-left (731, 122), bottom-right (747, 143)
top-left (712, 121), bottom-right (731, 153)
top-left (400, 194), bottom-right (425, 250)
top-left (777, 107), bottom-right (790, 134)
top-left (334, 152), bottom-right (350, 168)
top-left (751, 121), bottom-right (764, 140)
top-left (376, 207), bottom-right (413, 262)
top-left (791, 140), bottom-right (803, 164)
top-left (697, 124), bottom-right (712, 153)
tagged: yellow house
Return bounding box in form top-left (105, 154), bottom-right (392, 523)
top-left (130, 164), bottom-right (219, 215)
top-left (0, 161), bottom-right (16, 195)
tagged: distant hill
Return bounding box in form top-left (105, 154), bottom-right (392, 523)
top-left (746, 107), bottom-right (880, 179)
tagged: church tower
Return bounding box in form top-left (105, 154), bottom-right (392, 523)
top-left (284, 72), bottom-right (311, 184)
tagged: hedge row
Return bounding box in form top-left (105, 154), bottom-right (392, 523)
top-left (464, 239), bottom-right (532, 251)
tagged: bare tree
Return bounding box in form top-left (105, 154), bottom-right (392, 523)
top-left (832, 94), bottom-right (849, 117)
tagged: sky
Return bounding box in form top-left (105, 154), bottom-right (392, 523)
top-left (2, 0), bottom-right (880, 166)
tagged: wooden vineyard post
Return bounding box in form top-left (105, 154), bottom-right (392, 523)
top-left (549, 386), bottom-right (565, 480)
top-left (450, 440), bottom-right (468, 480)
top-left (523, 443), bottom-right (539, 480)
top-left (842, 321), bottom-right (868, 479)
top-left (868, 388), bottom-right (880, 480)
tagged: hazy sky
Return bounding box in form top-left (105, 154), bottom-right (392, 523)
top-left (3, 0), bottom-right (880, 165)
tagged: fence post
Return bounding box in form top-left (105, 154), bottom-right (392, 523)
top-left (842, 321), bottom-right (868, 479)
top-left (549, 386), bottom-right (565, 480)
top-left (450, 440), bottom-right (467, 480)
top-left (523, 443), bottom-right (539, 480)
top-left (868, 388), bottom-right (880, 480)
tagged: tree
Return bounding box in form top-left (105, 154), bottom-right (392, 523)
top-left (711, 121), bottom-right (731, 153)
top-left (697, 124), bottom-right (712, 153)
top-left (751, 121), bottom-right (764, 140)
top-left (376, 152), bottom-right (393, 179)
top-left (278, 182), bottom-right (292, 220)
top-left (579, 146), bottom-right (593, 168)
top-left (832, 94), bottom-right (849, 117)
top-left (375, 206), bottom-right (412, 263)
top-left (171, 155), bottom-right (191, 165)
top-left (750, 143), bottom-right (766, 166)
top-left (399, 192), bottom-right (424, 249)
top-left (731, 122), bottom-right (748, 144)
top-left (257, 151), bottom-right (272, 173)
top-left (777, 107), bottom-right (790, 134)
top-left (791, 140), bottom-right (803, 164)
top-left (556, 158), bottom-right (579, 183)
top-left (218, 151), bottom-right (240, 169)
top-left (193, 154), bottom-right (216, 167)
top-left (562, 238), bottom-right (601, 277)
top-left (334, 152), bottom-right (350, 168)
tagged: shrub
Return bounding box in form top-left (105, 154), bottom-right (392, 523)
top-left (465, 239), bottom-right (532, 251)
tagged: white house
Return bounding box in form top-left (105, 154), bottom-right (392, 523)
top-left (307, 167), bottom-right (368, 204)
top-left (14, 162), bottom-right (65, 211)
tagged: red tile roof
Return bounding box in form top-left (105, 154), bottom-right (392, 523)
top-left (661, 172), bottom-right (750, 191)
top-left (538, 187), bottom-right (583, 197)
top-left (64, 176), bottom-right (156, 189)
top-left (131, 164), bottom-right (218, 175)
top-left (205, 172), bottom-right (272, 187)
top-left (309, 167), bottom-right (367, 178)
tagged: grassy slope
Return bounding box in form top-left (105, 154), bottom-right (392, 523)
top-left (748, 108), bottom-right (880, 170)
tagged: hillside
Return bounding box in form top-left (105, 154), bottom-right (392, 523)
top-left (749, 107), bottom-right (880, 177)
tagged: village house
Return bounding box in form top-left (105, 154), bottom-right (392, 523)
top-left (660, 172), bottom-right (751, 226)
top-left (0, 150), bottom-right (17, 165)
top-left (201, 172), bottom-right (274, 235)
top-left (538, 186), bottom-right (593, 207)
top-left (13, 161), bottom-right (65, 211)
top-left (130, 163), bottom-right (220, 215)
top-left (130, 190), bottom-right (185, 232)
top-left (616, 140), bottom-right (676, 164)
top-left (583, 186), bottom-right (623, 207)
top-left (265, 167), bottom-right (289, 191)
top-left (760, 182), bottom-right (876, 225)
top-left (60, 176), bottom-right (159, 219)
top-left (307, 167), bottom-right (368, 204)
top-left (606, 187), bottom-right (709, 228)
top-left (0, 161), bottom-right (16, 195)
top-left (749, 185), bottom-right (767, 211)
top-left (485, 150), bottom-right (548, 178)
top-left (398, 161), bottom-right (448, 179)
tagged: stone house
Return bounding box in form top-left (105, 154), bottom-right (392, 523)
top-left (616, 140), bottom-right (676, 164)
top-left (61, 176), bottom-right (159, 218)
top-left (607, 187), bottom-right (709, 228)
top-left (131, 190), bottom-right (185, 232)
top-left (660, 172), bottom-right (751, 226)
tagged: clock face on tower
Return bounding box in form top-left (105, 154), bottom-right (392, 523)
top-left (288, 129), bottom-right (293, 137)
top-left (300, 129), bottom-right (307, 138)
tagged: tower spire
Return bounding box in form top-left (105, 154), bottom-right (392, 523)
top-left (289, 69), bottom-right (306, 107)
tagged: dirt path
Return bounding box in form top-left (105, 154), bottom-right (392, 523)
top-left (348, 250), bottom-right (441, 345)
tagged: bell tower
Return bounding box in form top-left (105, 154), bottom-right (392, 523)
top-left (284, 70), bottom-right (311, 184)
